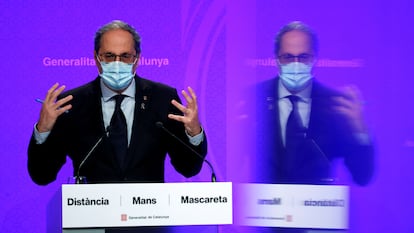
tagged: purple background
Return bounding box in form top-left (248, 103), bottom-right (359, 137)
top-left (1, 0), bottom-right (413, 232)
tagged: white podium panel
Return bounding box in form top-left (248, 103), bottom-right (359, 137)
top-left (62, 182), bottom-right (232, 229)
top-left (234, 184), bottom-right (349, 229)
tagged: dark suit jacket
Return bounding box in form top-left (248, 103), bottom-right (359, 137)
top-left (28, 76), bottom-right (207, 185)
top-left (251, 78), bottom-right (374, 185)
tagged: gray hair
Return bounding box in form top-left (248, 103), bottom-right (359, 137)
top-left (94, 20), bottom-right (141, 54)
top-left (274, 21), bottom-right (318, 55)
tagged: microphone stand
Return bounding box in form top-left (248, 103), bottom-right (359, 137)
top-left (75, 127), bottom-right (110, 184)
top-left (156, 121), bottom-right (217, 182)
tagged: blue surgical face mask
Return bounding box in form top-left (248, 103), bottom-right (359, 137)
top-left (279, 62), bottom-right (313, 92)
top-left (99, 60), bottom-right (135, 91)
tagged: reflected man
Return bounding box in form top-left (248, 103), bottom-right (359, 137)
top-left (252, 21), bottom-right (374, 185)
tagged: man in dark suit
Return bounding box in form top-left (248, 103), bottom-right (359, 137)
top-left (27, 20), bottom-right (207, 185)
top-left (251, 21), bottom-right (374, 186)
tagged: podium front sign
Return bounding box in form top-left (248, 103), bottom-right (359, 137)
top-left (62, 182), bottom-right (232, 229)
top-left (234, 184), bottom-right (349, 229)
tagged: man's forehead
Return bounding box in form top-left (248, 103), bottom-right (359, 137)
top-left (279, 30), bottom-right (312, 52)
top-left (99, 29), bottom-right (135, 51)
top-left (281, 30), bottom-right (311, 43)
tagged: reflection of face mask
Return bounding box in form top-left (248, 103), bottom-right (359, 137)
top-left (279, 62), bottom-right (313, 92)
top-left (99, 61), bottom-right (135, 91)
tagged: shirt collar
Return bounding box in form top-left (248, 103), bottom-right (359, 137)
top-left (278, 78), bottom-right (312, 102)
top-left (100, 78), bottom-right (136, 102)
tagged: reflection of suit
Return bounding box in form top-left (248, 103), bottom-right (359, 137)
top-left (233, 78), bottom-right (375, 233)
top-left (252, 77), bottom-right (374, 185)
top-left (28, 76), bottom-right (207, 185)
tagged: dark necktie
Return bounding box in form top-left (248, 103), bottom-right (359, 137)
top-left (109, 95), bottom-right (128, 169)
top-left (284, 95), bottom-right (306, 173)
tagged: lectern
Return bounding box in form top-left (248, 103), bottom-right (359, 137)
top-left (60, 182), bottom-right (232, 232)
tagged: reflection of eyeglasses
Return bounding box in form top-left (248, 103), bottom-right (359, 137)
top-left (99, 53), bottom-right (138, 64)
top-left (277, 53), bottom-right (314, 64)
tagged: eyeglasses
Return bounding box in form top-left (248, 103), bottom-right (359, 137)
top-left (277, 53), bottom-right (314, 64)
top-left (99, 53), bottom-right (138, 64)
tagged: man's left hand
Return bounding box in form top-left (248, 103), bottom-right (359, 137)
top-left (332, 85), bottom-right (367, 133)
top-left (168, 87), bottom-right (202, 137)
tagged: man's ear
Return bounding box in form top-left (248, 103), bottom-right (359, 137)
top-left (94, 51), bottom-right (103, 74)
top-left (132, 54), bottom-right (141, 73)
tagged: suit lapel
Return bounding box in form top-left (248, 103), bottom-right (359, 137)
top-left (123, 77), bottom-right (153, 170)
top-left (90, 78), bottom-right (107, 134)
top-left (255, 78), bottom-right (284, 182)
top-left (307, 81), bottom-right (335, 139)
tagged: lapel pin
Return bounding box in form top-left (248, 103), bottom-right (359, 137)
top-left (141, 96), bottom-right (148, 110)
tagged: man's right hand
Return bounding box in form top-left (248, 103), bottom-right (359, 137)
top-left (36, 83), bottom-right (73, 133)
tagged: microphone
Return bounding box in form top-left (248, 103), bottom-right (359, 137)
top-left (75, 126), bottom-right (110, 184)
top-left (155, 121), bottom-right (217, 182)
